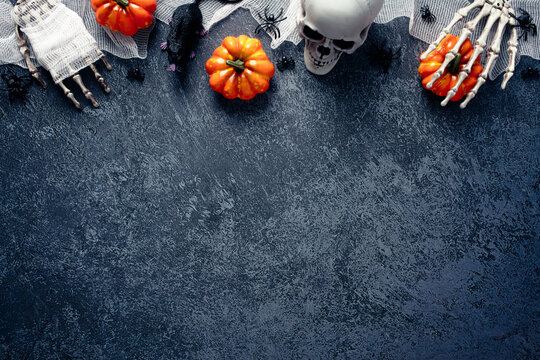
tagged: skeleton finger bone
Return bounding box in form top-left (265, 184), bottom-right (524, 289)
top-left (89, 63), bottom-right (110, 93)
top-left (15, 25), bottom-right (46, 89)
top-left (101, 56), bottom-right (112, 72)
top-left (58, 81), bottom-right (81, 109)
top-left (502, 12), bottom-right (519, 89)
top-left (441, 6), bottom-right (502, 106)
top-left (427, 3), bottom-right (494, 89)
top-left (460, 7), bottom-right (510, 109)
top-left (72, 74), bottom-right (99, 108)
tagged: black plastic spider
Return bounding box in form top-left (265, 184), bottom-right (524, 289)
top-left (0, 72), bottom-right (33, 102)
top-left (367, 42), bottom-right (402, 74)
top-left (420, 5), bottom-right (436, 24)
top-left (126, 67), bottom-right (145, 83)
top-left (255, 7), bottom-right (287, 40)
top-left (511, 8), bottom-right (537, 41)
top-left (276, 56), bottom-right (295, 72)
top-left (521, 67), bottom-right (539, 80)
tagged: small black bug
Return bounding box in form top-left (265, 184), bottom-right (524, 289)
top-left (255, 7), bottom-right (288, 40)
top-left (521, 67), bottom-right (539, 80)
top-left (420, 5), bottom-right (436, 24)
top-left (0, 73), bottom-right (33, 102)
top-left (127, 68), bottom-right (145, 83)
top-left (367, 42), bottom-right (402, 74)
top-left (276, 56), bottom-right (295, 72)
top-left (511, 8), bottom-right (537, 41)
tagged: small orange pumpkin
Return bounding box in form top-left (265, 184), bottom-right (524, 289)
top-left (418, 34), bottom-right (483, 102)
top-left (205, 35), bottom-right (275, 100)
top-left (91, 0), bottom-right (156, 37)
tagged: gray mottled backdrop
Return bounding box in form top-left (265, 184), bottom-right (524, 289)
top-left (0, 11), bottom-right (538, 360)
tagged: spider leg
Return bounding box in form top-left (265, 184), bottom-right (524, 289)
top-left (16, 75), bottom-right (34, 86)
top-left (276, 8), bottom-right (284, 21)
top-left (261, 24), bottom-right (275, 38)
top-left (273, 17), bottom-right (288, 25)
top-left (382, 60), bottom-right (391, 74)
top-left (262, 24), bottom-right (274, 39)
top-left (264, 7), bottom-right (269, 21)
top-left (255, 23), bottom-right (265, 34)
top-left (267, 24), bottom-right (279, 39)
top-left (441, 5), bottom-right (502, 106)
top-left (20, 77), bottom-right (33, 88)
top-left (426, 1), bottom-right (492, 89)
top-left (273, 24), bottom-right (281, 39)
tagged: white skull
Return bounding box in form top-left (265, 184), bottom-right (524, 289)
top-left (297, 0), bottom-right (385, 75)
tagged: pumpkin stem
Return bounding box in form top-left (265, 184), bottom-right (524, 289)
top-left (226, 59), bottom-right (245, 73)
top-left (115, 0), bottom-right (129, 7)
top-left (446, 53), bottom-right (462, 75)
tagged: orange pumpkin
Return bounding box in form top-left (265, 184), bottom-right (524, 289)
top-left (205, 35), bottom-right (275, 100)
top-left (418, 34), bottom-right (483, 102)
top-left (91, 0), bottom-right (156, 36)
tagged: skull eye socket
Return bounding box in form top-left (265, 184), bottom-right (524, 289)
top-left (303, 25), bottom-right (324, 41)
top-left (333, 39), bottom-right (355, 50)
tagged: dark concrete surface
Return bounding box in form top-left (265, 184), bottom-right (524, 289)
top-left (0, 10), bottom-right (539, 360)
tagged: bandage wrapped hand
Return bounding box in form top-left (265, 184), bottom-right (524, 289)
top-left (14, 0), bottom-right (112, 108)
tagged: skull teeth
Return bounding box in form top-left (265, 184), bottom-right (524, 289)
top-left (308, 51), bottom-right (341, 68)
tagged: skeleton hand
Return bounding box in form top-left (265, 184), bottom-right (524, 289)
top-left (420, 0), bottom-right (519, 109)
top-left (13, 0), bottom-right (112, 108)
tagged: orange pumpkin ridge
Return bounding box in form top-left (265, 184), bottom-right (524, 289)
top-left (418, 34), bottom-right (483, 103)
top-left (206, 35), bottom-right (275, 101)
top-left (91, 0), bottom-right (156, 36)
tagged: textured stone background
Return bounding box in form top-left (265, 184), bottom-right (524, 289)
top-left (0, 10), bottom-right (539, 360)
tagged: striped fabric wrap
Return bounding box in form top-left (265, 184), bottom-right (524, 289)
top-left (0, 0), bottom-right (538, 80)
